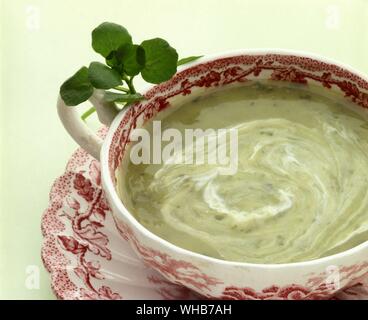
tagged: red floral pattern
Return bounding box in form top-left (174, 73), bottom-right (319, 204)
top-left (147, 275), bottom-right (201, 300)
top-left (221, 284), bottom-right (315, 300)
top-left (42, 140), bottom-right (122, 299)
top-left (113, 218), bottom-right (222, 292)
top-left (54, 160), bottom-right (121, 299)
top-left (80, 286), bottom-right (121, 300)
top-left (220, 269), bottom-right (368, 300)
top-left (219, 261), bottom-right (368, 300)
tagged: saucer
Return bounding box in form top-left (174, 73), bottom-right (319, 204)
top-left (41, 137), bottom-right (368, 300)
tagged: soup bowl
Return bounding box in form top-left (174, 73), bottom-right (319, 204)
top-left (57, 49), bottom-right (368, 299)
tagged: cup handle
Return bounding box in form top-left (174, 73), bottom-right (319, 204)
top-left (57, 89), bottom-right (119, 160)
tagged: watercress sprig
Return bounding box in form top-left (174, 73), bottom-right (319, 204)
top-left (60, 22), bottom-right (202, 119)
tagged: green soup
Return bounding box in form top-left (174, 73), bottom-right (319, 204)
top-left (117, 81), bottom-right (368, 264)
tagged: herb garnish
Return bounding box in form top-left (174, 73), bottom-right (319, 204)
top-left (60, 22), bottom-right (202, 119)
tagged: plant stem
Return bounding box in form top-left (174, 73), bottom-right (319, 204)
top-left (115, 86), bottom-right (130, 93)
top-left (81, 106), bottom-right (96, 121)
top-left (123, 75), bottom-right (136, 94)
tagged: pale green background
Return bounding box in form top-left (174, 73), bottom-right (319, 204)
top-left (0, 0), bottom-right (367, 299)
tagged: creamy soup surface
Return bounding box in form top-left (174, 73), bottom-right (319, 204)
top-left (117, 81), bottom-right (368, 264)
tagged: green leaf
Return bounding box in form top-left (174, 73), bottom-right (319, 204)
top-left (140, 38), bottom-right (178, 84)
top-left (104, 91), bottom-right (144, 104)
top-left (92, 22), bottom-right (132, 58)
top-left (106, 44), bottom-right (145, 76)
top-left (123, 44), bottom-right (145, 76)
top-left (88, 62), bottom-right (122, 89)
top-left (177, 55), bottom-right (203, 66)
top-left (60, 67), bottom-right (93, 106)
top-left (105, 46), bottom-right (125, 70)
top-left (106, 50), bottom-right (120, 68)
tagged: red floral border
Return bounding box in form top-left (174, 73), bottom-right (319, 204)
top-left (42, 128), bottom-right (123, 300)
top-left (42, 160), bottom-right (122, 300)
top-left (113, 217), bottom-right (222, 293)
